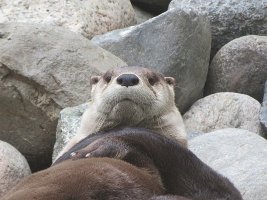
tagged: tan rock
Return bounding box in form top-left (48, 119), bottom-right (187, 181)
top-left (0, 140), bottom-right (31, 198)
top-left (183, 92), bottom-right (263, 136)
top-left (0, 0), bottom-right (136, 39)
top-left (189, 128), bottom-right (267, 200)
top-left (0, 22), bottom-right (126, 171)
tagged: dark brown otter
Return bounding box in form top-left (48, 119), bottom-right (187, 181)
top-left (2, 128), bottom-right (242, 200)
top-left (55, 127), bottom-right (242, 200)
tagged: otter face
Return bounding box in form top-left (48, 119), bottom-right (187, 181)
top-left (90, 67), bottom-right (176, 123)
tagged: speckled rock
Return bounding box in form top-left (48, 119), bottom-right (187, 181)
top-left (205, 35), bottom-right (267, 102)
top-left (169, 0), bottom-right (267, 58)
top-left (0, 140), bottom-right (31, 198)
top-left (189, 128), bottom-right (267, 200)
top-left (0, 0), bottom-right (136, 39)
top-left (0, 23), bottom-right (126, 171)
top-left (92, 8), bottom-right (211, 112)
top-left (52, 103), bottom-right (87, 162)
top-left (183, 92), bottom-right (263, 136)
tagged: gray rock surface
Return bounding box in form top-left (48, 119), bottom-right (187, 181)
top-left (52, 103), bottom-right (87, 162)
top-left (0, 140), bottom-right (31, 198)
top-left (183, 92), bottom-right (263, 136)
top-left (133, 5), bottom-right (154, 24)
top-left (0, 0), bottom-right (136, 39)
top-left (205, 36), bottom-right (267, 102)
top-left (260, 81), bottom-right (267, 137)
top-left (169, 0), bottom-right (267, 58)
top-left (189, 128), bottom-right (267, 200)
top-left (0, 23), bottom-right (126, 171)
top-left (92, 8), bottom-right (211, 112)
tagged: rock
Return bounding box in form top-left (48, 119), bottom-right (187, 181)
top-left (169, 0), bottom-right (267, 58)
top-left (205, 35), bottom-right (267, 102)
top-left (0, 140), bottom-right (31, 197)
top-left (133, 5), bottom-right (154, 24)
top-left (52, 103), bottom-right (87, 162)
top-left (189, 128), bottom-right (267, 200)
top-left (92, 8), bottom-right (211, 112)
top-left (0, 0), bottom-right (136, 39)
top-left (0, 22), bottom-right (126, 171)
top-left (183, 92), bottom-right (263, 136)
top-left (260, 81), bottom-right (267, 137)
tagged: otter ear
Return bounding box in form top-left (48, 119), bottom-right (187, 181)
top-left (164, 77), bottom-right (175, 86)
top-left (90, 76), bottom-right (100, 85)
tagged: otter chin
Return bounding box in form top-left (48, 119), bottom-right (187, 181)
top-left (55, 66), bottom-right (187, 160)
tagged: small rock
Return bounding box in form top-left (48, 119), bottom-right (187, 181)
top-left (169, 0), bottom-right (267, 58)
top-left (52, 103), bottom-right (87, 162)
top-left (189, 128), bottom-right (267, 200)
top-left (183, 92), bottom-right (263, 136)
top-left (205, 35), bottom-right (267, 102)
top-left (0, 140), bottom-right (31, 198)
top-left (260, 81), bottom-right (267, 137)
top-left (92, 8), bottom-right (211, 112)
top-left (0, 23), bottom-right (126, 171)
top-left (0, 0), bottom-right (136, 39)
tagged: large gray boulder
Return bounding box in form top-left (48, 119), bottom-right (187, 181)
top-left (169, 0), bottom-right (267, 58)
top-left (205, 35), bottom-right (267, 103)
top-left (260, 81), bottom-right (267, 137)
top-left (0, 23), bottom-right (126, 171)
top-left (92, 8), bottom-right (211, 112)
top-left (189, 128), bottom-right (267, 200)
top-left (0, 140), bottom-right (31, 198)
top-left (183, 92), bottom-right (263, 137)
top-left (0, 0), bottom-right (136, 39)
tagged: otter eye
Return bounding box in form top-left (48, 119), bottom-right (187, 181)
top-left (148, 77), bottom-right (156, 85)
top-left (103, 74), bottom-right (112, 83)
top-left (90, 76), bottom-right (100, 85)
top-left (148, 73), bottom-right (159, 86)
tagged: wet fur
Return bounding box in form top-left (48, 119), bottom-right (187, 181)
top-left (54, 127), bottom-right (242, 200)
top-left (2, 128), bottom-right (242, 200)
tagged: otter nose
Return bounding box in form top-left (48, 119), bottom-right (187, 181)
top-left (117, 74), bottom-right (139, 87)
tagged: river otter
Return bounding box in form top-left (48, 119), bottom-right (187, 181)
top-left (2, 128), bottom-right (242, 200)
top-left (55, 127), bottom-right (242, 200)
top-left (56, 67), bottom-right (186, 159)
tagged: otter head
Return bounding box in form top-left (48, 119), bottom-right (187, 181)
top-left (89, 67), bottom-right (176, 126)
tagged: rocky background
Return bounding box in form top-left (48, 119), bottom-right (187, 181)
top-left (0, 0), bottom-right (266, 199)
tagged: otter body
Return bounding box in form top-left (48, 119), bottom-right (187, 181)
top-left (2, 158), bottom-right (164, 200)
top-left (3, 128), bottom-right (242, 200)
top-left (56, 67), bottom-right (186, 159)
top-left (54, 127), bottom-right (242, 200)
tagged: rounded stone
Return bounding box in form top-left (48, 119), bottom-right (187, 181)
top-left (189, 128), bottom-right (267, 200)
top-left (0, 140), bottom-right (31, 198)
top-left (0, 0), bottom-right (136, 39)
top-left (183, 92), bottom-right (263, 136)
top-left (205, 35), bottom-right (267, 102)
top-left (169, 0), bottom-right (267, 58)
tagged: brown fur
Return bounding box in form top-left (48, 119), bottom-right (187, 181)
top-left (2, 158), bottom-right (164, 200)
top-left (54, 127), bottom-right (242, 200)
top-left (3, 127), bottom-right (243, 200)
